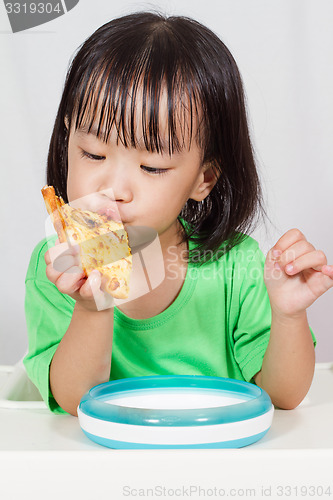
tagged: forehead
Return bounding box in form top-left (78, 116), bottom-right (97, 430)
top-left (71, 75), bottom-right (202, 156)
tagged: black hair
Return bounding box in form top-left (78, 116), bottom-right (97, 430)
top-left (47, 11), bottom-right (268, 263)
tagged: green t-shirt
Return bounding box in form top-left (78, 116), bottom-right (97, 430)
top-left (23, 230), bottom-right (316, 414)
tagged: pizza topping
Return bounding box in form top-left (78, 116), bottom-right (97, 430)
top-left (109, 278), bottom-right (120, 291)
top-left (70, 209), bottom-right (102, 229)
top-left (41, 185), bottom-right (132, 299)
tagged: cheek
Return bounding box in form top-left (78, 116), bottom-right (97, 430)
top-left (67, 137), bottom-right (88, 200)
top-left (66, 156), bottom-right (86, 202)
top-left (66, 144), bottom-right (77, 200)
top-left (150, 184), bottom-right (188, 214)
top-left (66, 160), bottom-right (77, 201)
top-left (66, 174), bottom-right (76, 202)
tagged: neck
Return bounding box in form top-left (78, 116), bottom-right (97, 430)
top-left (158, 219), bottom-right (186, 252)
top-left (157, 221), bottom-right (188, 277)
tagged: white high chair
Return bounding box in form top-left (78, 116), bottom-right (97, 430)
top-left (0, 352), bottom-right (46, 409)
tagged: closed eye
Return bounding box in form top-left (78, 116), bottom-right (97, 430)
top-left (79, 150), bottom-right (168, 175)
top-left (80, 149), bottom-right (105, 161)
top-left (141, 165), bottom-right (169, 175)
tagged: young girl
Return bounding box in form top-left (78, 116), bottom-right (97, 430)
top-left (24, 12), bottom-right (333, 417)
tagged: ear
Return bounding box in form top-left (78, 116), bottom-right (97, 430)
top-left (189, 162), bottom-right (219, 202)
top-left (64, 115), bottom-right (70, 130)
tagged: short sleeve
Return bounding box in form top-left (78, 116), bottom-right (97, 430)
top-left (23, 240), bottom-right (75, 414)
top-left (231, 246), bottom-right (316, 383)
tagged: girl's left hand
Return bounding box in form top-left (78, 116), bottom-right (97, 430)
top-left (264, 228), bottom-right (333, 317)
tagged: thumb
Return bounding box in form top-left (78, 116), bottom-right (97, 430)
top-left (264, 248), bottom-right (284, 282)
top-left (85, 270), bottom-right (114, 310)
top-left (266, 248), bottom-right (281, 269)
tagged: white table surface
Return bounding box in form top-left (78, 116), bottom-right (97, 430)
top-left (0, 364), bottom-right (332, 499)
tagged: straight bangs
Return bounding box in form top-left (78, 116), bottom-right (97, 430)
top-left (67, 28), bottom-right (204, 157)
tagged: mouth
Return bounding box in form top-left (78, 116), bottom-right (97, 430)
top-left (96, 206), bottom-right (122, 222)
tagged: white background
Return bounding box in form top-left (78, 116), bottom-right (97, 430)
top-left (0, 0), bottom-right (332, 364)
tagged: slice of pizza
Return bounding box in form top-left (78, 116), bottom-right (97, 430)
top-left (41, 185), bottom-right (132, 299)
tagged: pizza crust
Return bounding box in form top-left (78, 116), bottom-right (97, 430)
top-left (41, 185), bottom-right (132, 299)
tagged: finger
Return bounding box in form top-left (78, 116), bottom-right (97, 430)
top-left (46, 262), bottom-right (83, 289)
top-left (316, 266), bottom-right (333, 294)
top-left (276, 240), bottom-right (315, 269)
top-left (79, 271), bottom-right (114, 310)
top-left (283, 249), bottom-right (328, 275)
top-left (46, 242), bottom-right (80, 266)
top-left (79, 270), bottom-right (102, 300)
top-left (45, 249), bottom-right (51, 266)
top-left (273, 228), bottom-right (307, 255)
top-left (72, 277), bottom-right (87, 292)
top-left (55, 266), bottom-right (86, 294)
top-left (53, 253), bottom-right (82, 273)
top-left (265, 250), bottom-right (285, 277)
top-left (45, 262), bottom-right (63, 283)
top-left (322, 265), bottom-right (333, 279)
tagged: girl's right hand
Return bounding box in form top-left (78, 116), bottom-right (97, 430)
top-left (44, 240), bottom-right (114, 311)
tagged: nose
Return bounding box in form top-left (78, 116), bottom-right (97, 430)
top-left (99, 165), bottom-right (133, 203)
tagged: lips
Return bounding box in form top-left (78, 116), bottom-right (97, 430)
top-left (96, 206), bottom-right (122, 222)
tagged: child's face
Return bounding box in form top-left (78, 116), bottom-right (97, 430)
top-left (66, 107), bottom-right (216, 243)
